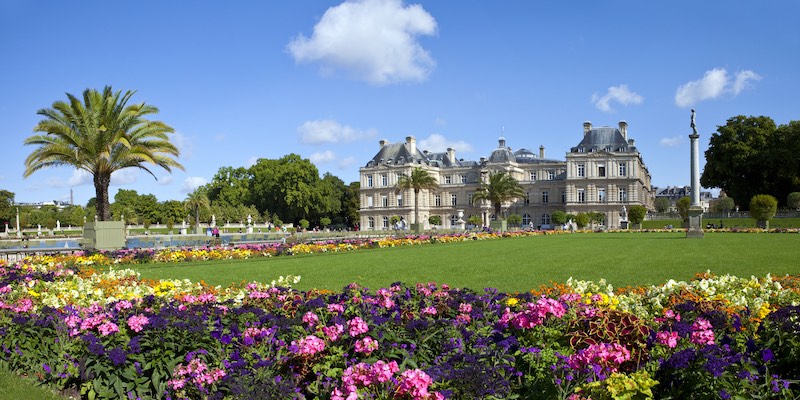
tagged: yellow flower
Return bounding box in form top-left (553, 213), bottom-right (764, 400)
top-left (506, 298), bottom-right (519, 306)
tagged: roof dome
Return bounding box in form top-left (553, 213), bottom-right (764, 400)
top-left (489, 147), bottom-right (516, 163)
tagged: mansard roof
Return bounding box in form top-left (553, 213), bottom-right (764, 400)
top-left (572, 127), bottom-right (628, 151)
top-left (365, 142), bottom-right (428, 167)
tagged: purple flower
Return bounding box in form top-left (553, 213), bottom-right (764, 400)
top-left (761, 349), bottom-right (775, 362)
top-left (42, 363), bottom-right (51, 374)
top-left (108, 347), bottom-right (127, 366)
top-left (719, 390), bottom-right (731, 399)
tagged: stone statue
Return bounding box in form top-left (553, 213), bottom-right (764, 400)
top-left (621, 206), bottom-right (628, 220)
top-left (690, 109), bottom-right (697, 135)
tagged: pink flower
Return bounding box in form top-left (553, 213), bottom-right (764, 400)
top-left (292, 335), bottom-right (326, 356)
top-left (371, 360), bottom-right (399, 382)
top-left (323, 324), bottom-right (344, 341)
top-left (421, 306), bottom-right (437, 316)
top-left (115, 300), bottom-right (133, 311)
top-left (690, 317), bottom-right (715, 345)
top-left (396, 369), bottom-right (434, 399)
top-left (347, 317), bottom-right (369, 336)
top-left (302, 311), bottom-right (319, 328)
top-left (327, 303), bottom-right (344, 313)
top-left (354, 337), bottom-right (379, 355)
top-left (98, 321), bottom-right (119, 336)
top-left (127, 314), bottom-right (149, 333)
top-left (458, 303), bottom-right (472, 313)
top-left (656, 331), bottom-right (679, 348)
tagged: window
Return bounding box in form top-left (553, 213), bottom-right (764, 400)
top-left (619, 162), bottom-right (627, 176)
top-left (530, 171), bottom-right (536, 181)
top-left (468, 193), bottom-right (473, 205)
top-left (444, 175), bottom-right (452, 184)
top-left (450, 194), bottom-right (457, 206)
top-left (367, 217), bottom-right (374, 229)
top-left (381, 195), bottom-right (388, 208)
top-left (541, 213), bottom-right (551, 225)
top-left (367, 175), bottom-right (373, 187)
top-left (382, 216), bottom-right (389, 229)
top-left (598, 188), bottom-right (606, 203)
top-left (542, 190), bottom-right (549, 204)
top-left (577, 164), bottom-right (585, 177)
top-left (598, 166), bottom-right (606, 177)
top-left (577, 189), bottom-right (586, 203)
top-left (618, 188), bottom-right (628, 202)
top-left (397, 195), bottom-right (403, 207)
top-left (450, 214), bottom-right (458, 226)
top-left (524, 192), bottom-right (530, 204)
top-left (434, 195), bottom-right (442, 207)
top-left (522, 213), bottom-right (532, 226)
top-left (381, 174), bottom-right (388, 186)
top-left (561, 190), bottom-right (566, 204)
top-left (367, 196), bottom-right (374, 208)
top-left (461, 174), bottom-right (468, 184)
top-left (547, 170), bottom-right (555, 180)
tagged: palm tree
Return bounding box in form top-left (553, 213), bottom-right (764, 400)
top-left (24, 86), bottom-right (183, 221)
top-left (184, 190), bottom-right (210, 234)
top-left (471, 171), bottom-right (527, 219)
top-left (395, 167), bottom-right (439, 230)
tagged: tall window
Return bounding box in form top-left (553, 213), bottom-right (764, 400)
top-left (381, 195), bottom-right (388, 208)
top-left (577, 189), bottom-right (586, 203)
top-left (541, 213), bottom-right (551, 225)
top-left (618, 188), bottom-right (627, 202)
top-left (577, 164), bottom-right (585, 177)
top-left (524, 192), bottom-right (530, 204)
top-left (444, 175), bottom-right (452, 184)
top-left (547, 170), bottom-right (555, 180)
top-left (598, 188), bottom-right (606, 203)
top-left (450, 194), bottom-right (457, 206)
top-left (542, 190), bottom-right (549, 204)
top-left (461, 174), bottom-right (468, 184)
top-left (561, 190), bottom-right (566, 204)
top-left (434, 195), bottom-right (441, 206)
top-left (367, 175), bottom-right (373, 187)
top-left (598, 166), bottom-right (606, 177)
top-left (381, 174), bottom-right (388, 186)
top-left (382, 216), bottom-right (389, 229)
top-left (396, 194), bottom-right (403, 207)
top-left (367, 196), bottom-right (374, 208)
top-left (468, 193), bottom-right (474, 205)
top-left (619, 162), bottom-right (627, 176)
top-left (522, 213), bottom-right (531, 226)
top-left (367, 217), bottom-right (374, 229)
top-left (530, 171), bottom-right (536, 181)
top-left (450, 214), bottom-right (458, 226)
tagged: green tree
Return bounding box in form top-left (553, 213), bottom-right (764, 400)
top-left (507, 214), bottom-right (522, 227)
top-left (551, 211), bottom-right (568, 225)
top-left (676, 196), bottom-right (691, 222)
top-left (205, 166), bottom-right (252, 209)
top-left (320, 217), bottom-right (331, 228)
top-left (428, 215), bottom-right (442, 226)
top-left (467, 215), bottom-right (482, 227)
top-left (249, 154), bottom-right (322, 223)
top-left (395, 167), bottom-right (439, 229)
top-left (184, 189), bottom-right (210, 234)
top-left (471, 172), bottom-right (526, 219)
top-left (159, 200), bottom-right (186, 226)
top-left (23, 86), bottom-right (183, 220)
top-left (575, 212), bottom-right (589, 229)
top-left (299, 219), bottom-right (310, 230)
top-left (627, 205), bottom-right (647, 226)
top-left (712, 197), bottom-right (735, 215)
top-left (0, 190), bottom-right (14, 231)
top-left (750, 194), bottom-right (778, 229)
top-left (654, 197), bottom-right (670, 213)
top-left (787, 192), bottom-right (800, 210)
top-left (342, 182), bottom-right (361, 228)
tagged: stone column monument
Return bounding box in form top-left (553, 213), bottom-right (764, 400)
top-left (687, 109), bottom-right (705, 238)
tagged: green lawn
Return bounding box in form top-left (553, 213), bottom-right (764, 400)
top-left (641, 217), bottom-right (800, 229)
top-left (129, 232), bottom-right (800, 293)
top-left (0, 369), bottom-right (75, 400)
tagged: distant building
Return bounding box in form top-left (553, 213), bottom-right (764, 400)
top-left (359, 121), bottom-right (654, 230)
top-left (653, 186), bottom-right (713, 212)
top-left (13, 200), bottom-right (73, 209)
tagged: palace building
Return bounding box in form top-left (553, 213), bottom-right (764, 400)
top-left (358, 121), bottom-right (654, 230)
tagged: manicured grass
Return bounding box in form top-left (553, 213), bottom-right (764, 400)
top-left (641, 217), bottom-right (800, 229)
top-left (0, 369), bottom-right (73, 400)
top-left (129, 232), bottom-right (800, 293)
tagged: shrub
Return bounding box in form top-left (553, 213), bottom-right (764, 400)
top-left (551, 211), bottom-right (567, 225)
top-left (467, 215), bottom-right (482, 227)
top-left (654, 197), bottom-right (670, 213)
top-left (788, 192), bottom-right (800, 210)
top-left (320, 217), bottom-right (331, 228)
top-left (507, 214), bottom-right (522, 227)
top-left (750, 194), bottom-right (778, 228)
top-left (575, 212), bottom-right (589, 228)
top-left (428, 215), bottom-right (441, 226)
top-left (627, 205), bottom-right (647, 226)
top-left (676, 196), bottom-right (691, 222)
top-left (299, 219), bottom-right (310, 230)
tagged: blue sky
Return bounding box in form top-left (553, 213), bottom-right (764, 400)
top-left (1, 1), bottom-right (798, 205)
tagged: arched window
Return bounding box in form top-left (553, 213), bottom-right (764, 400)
top-left (367, 217), bottom-right (374, 229)
top-left (541, 213), bottom-right (551, 225)
top-left (450, 214), bottom-right (458, 227)
top-left (522, 213), bottom-right (531, 226)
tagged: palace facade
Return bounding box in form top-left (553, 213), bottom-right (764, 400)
top-left (358, 121), bottom-right (654, 230)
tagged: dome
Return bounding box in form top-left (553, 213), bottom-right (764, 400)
top-left (489, 147), bottom-right (516, 163)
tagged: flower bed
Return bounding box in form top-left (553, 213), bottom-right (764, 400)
top-left (1, 258), bottom-right (798, 399)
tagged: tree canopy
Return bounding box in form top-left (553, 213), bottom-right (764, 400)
top-left (471, 172), bottom-right (526, 218)
top-left (23, 87), bottom-right (183, 220)
top-left (701, 116), bottom-right (800, 209)
top-left (395, 167), bottom-right (438, 227)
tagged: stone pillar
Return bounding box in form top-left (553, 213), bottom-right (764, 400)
top-left (687, 127), bottom-right (704, 238)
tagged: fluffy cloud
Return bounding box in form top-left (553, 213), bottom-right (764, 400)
top-left (675, 68), bottom-right (761, 107)
top-left (158, 175), bottom-right (174, 185)
top-left (171, 131), bottom-right (193, 159)
top-left (310, 150), bottom-right (337, 164)
top-left (287, 0), bottom-right (437, 85)
top-left (418, 133), bottom-right (474, 153)
top-left (298, 119), bottom-right (376, 144)
top-left (245, 156), bottom-right (259, 167)
top-left (338, 156), bottom-right (356, 169)
top-left (592, 84), bottom-right (644, 113)
top-left (63, 169), bottom-right (139, 187)
top-left (181, 176), bottom-right (207, 193)
top-left (659, 136), bottom-right (683, 147)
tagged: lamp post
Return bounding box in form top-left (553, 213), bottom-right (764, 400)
top-left (15, 207), bottom-right (21, 239)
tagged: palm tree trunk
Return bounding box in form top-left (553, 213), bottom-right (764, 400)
top-left (195, 206), bottom-right (200, 234)
top-left (94, 173), bottom-right (112, 221)
top-left (413, 189), bottom-right (420, 225)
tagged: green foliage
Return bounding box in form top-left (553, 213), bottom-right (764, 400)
top-left (627, 205), bottom-right (647, 225)
top-left (701, 116), bottom-right (800, 209)
top-left (23, 86), bottom-right (183, 220)
top-left (428, 215), bottom-right (442, 226)
top-left (588, 211), bottom-right (605, 226)
top-left (575, 213), bottom-right (589, 228)
top-left (396, 167), bottom-right (438, 226)
top-left (184, 189), bottom-right (211, 233)
top-left (654, 197), bottom-right (670, 213)
top-left (389, 215), bottom-right (401, 227)
top-left (551, 211), bottom-right (568, 225)
top-left (676, 197), bottom-right (691, 222)
top-left (507, 213), bottom-right (522, 227)
top-left (471, 172), bottom-right (526, 217)
top-left (787, 192), bottom-right (800, 210)
top-left (467, 215), bottom-right (482, 227)
top-left (750, 194), bottom-right (778, 225)
top-left (712, 196), bottom-right (735, 214)
top-left (299, 219), bottom-right (310, 230)
top-left (578, 370), bottom-right (658, 400)
top-left (320, 217), bottom-right (331, 228)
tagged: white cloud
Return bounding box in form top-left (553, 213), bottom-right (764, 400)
top-left (732, 70), bottom-right (761, 95)
top-left (675, 68), bottom-right (760, 107)
top-left (181, 176), bottom-right (207, 193)
top-left (659, 136), bottom-right (683, 147)
top-left (287, 0), bottom-right (437, 85)
top-left (418, 133), bottom-right (474, 153)
top-left (592, 84), bottom-right (643, 113)
top-left (171, 131), bottom-right (193, 159)
top-left (298, 119), bottom-right (376, 144)
top-left (68, 170), bottom-right (92, 187)
top-left (158, 175), bottom-right (174, 185)
top-left (338, 156), bottom-right (356, 169)
top-left (245, 156), bottom-right (259, 167)
top-left (310, 150), bottom-right (337, 164)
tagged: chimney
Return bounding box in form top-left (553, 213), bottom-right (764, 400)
top-left (619, 120), bottom-right (628, 141)
top-left (539, 145), bottom-right (545, 159)
top-left (446, 147), bottom-right (456, 164)
top-left (379, 139), bottom-right (387, 149)
top-left (583, 121), bottom-right (592, 135)
top-left (405, 136), bottom-right (416, 154)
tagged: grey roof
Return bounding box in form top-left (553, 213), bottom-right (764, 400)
top-left (365, 142), bottom-right (428, 167)
top-left (489, 147), bottom-right (516, 163)
top-left (570, 127), bottom-right (630, 153)
top-left (426, 152), bottom-right (462, 167)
